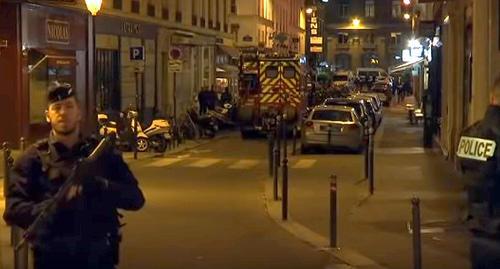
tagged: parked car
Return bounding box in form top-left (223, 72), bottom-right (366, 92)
top-left (355, 92), bottom-right (383, 112)
top-left (301, 105), bottom-right (364, 153)
top-left (370, 82), bottom-right (393, 106)
top-left (323, 97), bottom-right (373, 138)
top-left (351, 95), bottom-right (382, 128)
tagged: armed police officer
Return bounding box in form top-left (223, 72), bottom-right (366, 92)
top-left (457, 77), bottom-right (500, 269)
top-left (3, 82), bottom-right (145, 269)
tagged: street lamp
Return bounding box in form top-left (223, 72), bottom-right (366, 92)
top-left (85, 0), bottom-right (102, 16)
top-left (306, 7), bottom-right (313, 14)
top-left (352, 18), bottom-right (361, 28)
top-left (403, 13), bottom-right (411, 20)
top-left (85, 0), bottom-right (102, 112)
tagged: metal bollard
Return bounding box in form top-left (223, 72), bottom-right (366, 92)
top-left (2, 142), bottom-right (10, 197)
top-left (282, 115), bottom-right (289, 220)
top-left (268, 132), bottom-right (274, 177)
top-left (330, 175), bottom-right (338, 248)
top-left (276, 116), bottom-right (281, 167)
top-left (14, 238), bottom-right (29, 269)
top-left (282, 157), bottom-right (288, 221)
top-left (133, 117), bottom-right (138, 160)
top-left (273, 143), bottom-right (279, 201)
top-left (411, 197), bottom-right (422, 269)
top-left (368, 129), bottom-right (374, 195)
top-left (292, 126), bottom-right (297, 156)
top-left (19, 137), bottom-right (26, 152)
top-left (364, 135), bottom-right (369, 180)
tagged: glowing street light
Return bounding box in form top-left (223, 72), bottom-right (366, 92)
top-left (403, 13), bottom-right (411, 20)
top-left (352, 18), bottom-right (361, 28)
top-left (306, 7), bottom-right (313, 14)
top-left (403, 0), bottom-right (411, 5)
top-left (85, 0), bottom-right (102, 16)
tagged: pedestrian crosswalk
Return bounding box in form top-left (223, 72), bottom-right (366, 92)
top-left (291, 159), bottom-right (317, 169)
top-left (141, 157), bottom-right (326, 170)
top-left (186, 158), bottom-right (221, 168)
top-left (227, 160), bottom-right (259, 169)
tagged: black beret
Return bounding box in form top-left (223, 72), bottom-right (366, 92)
top-left (47, 82), bottom-right (75, 104)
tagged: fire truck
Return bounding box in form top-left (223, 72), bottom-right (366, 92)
top-left (236, 48), bottom-right (304, 137)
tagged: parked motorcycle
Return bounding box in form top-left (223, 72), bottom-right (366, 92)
top-left (187, 108), bottom-right (218, 138)
top-left (97, 109), bottom-right (172, 153)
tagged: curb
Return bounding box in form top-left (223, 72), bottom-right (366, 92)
top-left (112, 132), bottom-right (234, 163)
top-left (262, 179), bottom-right (388, 269)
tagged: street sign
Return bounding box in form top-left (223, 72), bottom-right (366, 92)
top-left (169, 59), bottom-right (182, 72)
top-left (169, 47), bottom-right (182, 60)
top-left (130, 46), bottom-right (145, 61)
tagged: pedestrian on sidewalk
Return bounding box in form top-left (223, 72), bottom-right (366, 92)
top-left (198, 86), bottom-right (208, 115)
top-left (457, 77), bottom-right (500, 269)
top-left (3, 82), bottom-right (145, 269)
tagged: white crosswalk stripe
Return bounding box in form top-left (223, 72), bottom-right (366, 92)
top-left (291, 159), bottom-right (317, 169)
top-left (228, 159), bottom-right (259, 169)
top-left (145, 158), bottom-right (183, 167)
top-left (186, 158), bottom-right (222, 168)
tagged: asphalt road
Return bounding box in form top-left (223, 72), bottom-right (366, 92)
top-left (118, 134), bottom-right (338, 269)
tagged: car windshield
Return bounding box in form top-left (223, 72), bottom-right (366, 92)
top-left (324, 101), bottom-right (363, 118)
top-left (312, 110), bottom-right (353, 122)
top-left (332, 75), bottom-right (348, 81)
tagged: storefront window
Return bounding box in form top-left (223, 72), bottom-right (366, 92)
top-left (28, 50), bottom-right (76, 123)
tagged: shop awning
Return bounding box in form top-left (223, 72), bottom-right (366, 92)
top-left (216, 64), bottom-right (239, 75)
top-left (389, 59), bottom-right (425, 74)
top-left (217, 45), bottom-right (240, 59)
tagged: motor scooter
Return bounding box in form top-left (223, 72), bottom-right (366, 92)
top-left (98, 109), bottom-right (172, 153)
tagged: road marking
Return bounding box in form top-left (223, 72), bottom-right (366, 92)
top-left (376, 147), bottom-right (425, 155)
top-left (187, 158), bottom-right (221, 168)
top-left (145, 158), bottom-right (183, 167)
top-left (292, 159), bottom-right (316, 169)
top-left (228, 160), bottom-right (259, 169)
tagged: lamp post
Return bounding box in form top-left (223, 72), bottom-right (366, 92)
top-left (85, 0), bottom-right (102, 112)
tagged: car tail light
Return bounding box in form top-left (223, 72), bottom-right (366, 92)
top-left (305, 121), bottom-right (314, 129)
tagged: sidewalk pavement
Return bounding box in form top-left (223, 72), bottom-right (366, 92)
top-left (0, 134), bottom-right (230, 269)
top-left (264, 106), bottom-right (470, 269)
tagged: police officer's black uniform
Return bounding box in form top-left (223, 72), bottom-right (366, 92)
top-left (457, 105), bottom-right (500, 269)
top-left (3, 85), bottom-right (145, 269)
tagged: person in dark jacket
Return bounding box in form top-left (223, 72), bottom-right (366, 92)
top-left (457, 77), bottom-right (500, 269)
top-left (3, 82), bottom-right (145, 269)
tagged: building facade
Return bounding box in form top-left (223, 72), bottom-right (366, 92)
top-left (325, 0), bottom-right (413, 71)
top-left (0, 0), bottom-right (237, 144)
top-left (228, 0), bottom-right (306, 55)
top-left (429, 0), bottom-right (500, 161)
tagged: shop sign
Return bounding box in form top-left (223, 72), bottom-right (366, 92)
top-left (310, 10), bottom-right (319, 36)
top-left (310, 46), bottom-right (323, 53)
top-left (46, 19), bottom-right (70, 45)
top-left (122, 22), bottom-right (142, 35)
top-left (310, 36), bottom-right (323, 45)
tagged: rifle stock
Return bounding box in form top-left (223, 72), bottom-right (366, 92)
top-left (15, 135), bottom-right (115, 250)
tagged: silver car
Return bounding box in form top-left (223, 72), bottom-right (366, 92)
top-left (301, 105), bottom-right (364, 153)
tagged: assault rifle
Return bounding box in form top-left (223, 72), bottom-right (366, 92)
top-left (15, 135), bottom-right (115, 250)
